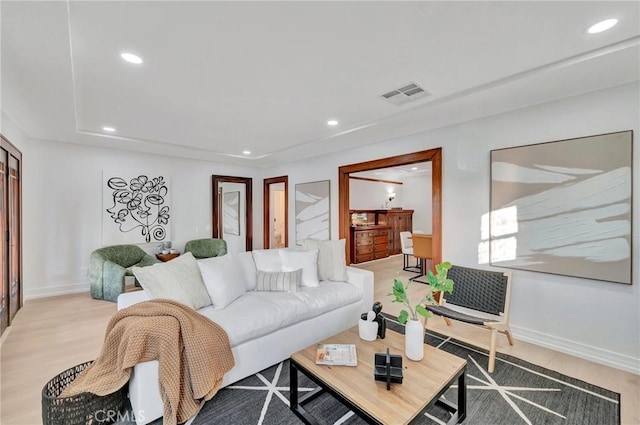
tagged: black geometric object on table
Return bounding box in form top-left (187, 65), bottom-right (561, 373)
top-left (374, 348), bottom-right (403, 390)
top-left (42, 361), bottom-right (128, 425)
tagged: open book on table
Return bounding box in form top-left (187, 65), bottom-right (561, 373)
top-left (315, 344), bottom-right (357, 366)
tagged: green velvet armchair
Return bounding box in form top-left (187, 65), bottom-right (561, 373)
top-left (89, 244), bottom-right (160, 302)
top-left (184, 238), bottom-right (228, 259)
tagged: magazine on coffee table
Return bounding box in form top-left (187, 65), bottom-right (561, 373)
top-left (315, 344), bottom-right (358, 366)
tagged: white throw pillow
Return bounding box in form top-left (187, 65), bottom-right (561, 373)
top-left (132, 252), bottom-right (211, 310)
top-left (197, 255), bottom-right (245, 310)
top-left (280, 249), bottom-right (319, 287)
top-left (302, 239), bottom-right (348, 282)
top-left (235, 251), bottom-right (258, 291)
top-left (252, 249), bottom-right (283, 272)
top-left (256, 269), bottom-right (302, 292)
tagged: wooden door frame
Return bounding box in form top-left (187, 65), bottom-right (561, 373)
top-left (212, 175), bottom-right (253, 251)
top-left (0, 135), bottom-right (22, 328)
top-left (263, 176), bottom-right (288, 248)
top-left (338, 148), bottom-right (442, 268)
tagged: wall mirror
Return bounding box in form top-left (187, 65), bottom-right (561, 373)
top-left (212, 175), bottom-right (253, 252)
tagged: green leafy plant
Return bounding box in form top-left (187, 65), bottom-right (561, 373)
top-left (390, 262), bottom-right (454, 324)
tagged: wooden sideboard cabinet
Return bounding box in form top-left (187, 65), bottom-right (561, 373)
top-left (350, 225), bottom-right (391, 264)
top-left (378, 210), bottom-right (414, 255)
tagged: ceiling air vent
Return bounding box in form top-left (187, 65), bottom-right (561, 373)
top-left (380, 82), bottom-right (430, 106)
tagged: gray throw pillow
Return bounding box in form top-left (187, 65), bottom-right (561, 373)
top-left (132, 252), bottom-right (212, 310)
top-left (256, 269), bottom-right (302, 292)
top-left (301, 239), bottom-right (348, 282)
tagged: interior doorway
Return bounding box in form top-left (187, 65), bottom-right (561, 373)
top-left (338, 148), bottom-right (442, 267)
top-left (212, 175), bottom-right (253, 252)
top-left (263, 176), bottom-right (288, 249)
top-left (0, 135), bottom-right (22, 337)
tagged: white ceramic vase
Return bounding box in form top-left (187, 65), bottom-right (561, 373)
top-left (405, 319), bottom-right (424, 361)
top-left (358, 319), bottom-right (379, 341)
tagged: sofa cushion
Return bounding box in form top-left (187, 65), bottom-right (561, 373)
top-left (234, 252), bottom-right (258, 291)
top-left (198, 251), bottom-right (257, 292)
top-left (280, 249), bottom-right (319, 287)
top-left (256, 269), bottom-right (302, 292)
top-left (252, 249), bottom-right (283, 272)
top-left (198, 255), bottom-right (246, 310)
top-left (138, 254), bottom-right (161, 268)
top-left (296, 281), bottom-right (362, 317)
top-left (302, 239), bottom-right (348, 282)
top-left (196, 281), bottom-right (362, 347)
top-left (132, 252), bottom-right (211, 310)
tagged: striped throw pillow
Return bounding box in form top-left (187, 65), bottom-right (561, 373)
top-left (256, 269), bottom-right (302, 292)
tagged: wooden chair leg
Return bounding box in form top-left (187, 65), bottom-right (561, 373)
top-left (488, 328), bottom-right (497, 373)
top-left (503, 328), bottom-right (515, 346)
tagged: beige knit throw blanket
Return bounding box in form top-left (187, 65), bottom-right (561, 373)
top-left (62, 299), bottom-right (235, 425)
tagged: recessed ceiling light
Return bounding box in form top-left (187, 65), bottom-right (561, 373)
top-left (411, 167), bottom-right (418, 171)
top-left (242, 150), bottom-right (251, 155)
top-left (587, 18), bottom-right (618, 34)
top-left (327, 120), bottom-right (338, 126)
top-left (121, 52), bottom-right (143, 64)
top-left (102, 126), bottom-right (116, 132)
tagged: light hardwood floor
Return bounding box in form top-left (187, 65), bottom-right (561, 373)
top-left (1, 255), bottom-right (638, 424)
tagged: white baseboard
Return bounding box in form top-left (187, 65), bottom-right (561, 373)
top-left (24, 281), bottom-right (90, 300)
top-left (511, 324), bottom-right (640, 375)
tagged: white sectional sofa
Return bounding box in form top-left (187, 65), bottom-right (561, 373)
top-left (117, 247), bottom-right (374, 425)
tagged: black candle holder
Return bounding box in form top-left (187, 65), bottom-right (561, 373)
top-left (374, 348), bottom-right (403, 390)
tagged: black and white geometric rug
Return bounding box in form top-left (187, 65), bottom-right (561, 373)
top-left (185, 316), bottom-right (620, 425)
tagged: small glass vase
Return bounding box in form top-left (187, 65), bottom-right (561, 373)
top-left (405, 319), bottom-right (424, 361)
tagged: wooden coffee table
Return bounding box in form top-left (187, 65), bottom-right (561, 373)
top-left (290, 326), bottom-right (466, 425)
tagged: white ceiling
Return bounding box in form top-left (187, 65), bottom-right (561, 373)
top-left (352, 162), bottom-right (432, 182)
top-left (2, 1), bottom-right (639, 167)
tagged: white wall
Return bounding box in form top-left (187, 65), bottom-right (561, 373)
top-left (1, 112), bottom-right (30, 152)
top-left (349, 179), bottom-right (403, 210)
top-left (262, 82), bottom-right (640, 374)
top-left (349, 176), bottom-right (430, 231)
top-left (400, 174), bottom-right (432, 233)
top-left (20, 138), bottom-right (256, 299)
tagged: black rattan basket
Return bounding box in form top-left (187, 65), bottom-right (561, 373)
top-left (42, 361), bottom-right (128, 425)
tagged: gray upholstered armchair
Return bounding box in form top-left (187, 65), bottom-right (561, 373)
top-left (89, 244), bottom-right (160, 302)
top-left (184, 238), bottom-right (227, 259)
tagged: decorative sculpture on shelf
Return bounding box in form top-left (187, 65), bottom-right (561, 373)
top-left (360, 302), bottom-right (386, 340)
top-left (372, 301), bottom-right (386, 339)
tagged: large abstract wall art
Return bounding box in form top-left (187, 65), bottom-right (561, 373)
top-left (103, 173), bottom-right (171, 244)
top-left (295, 180), bottom-right (330, 245)
top-left (490, 131), bottom-right (633, 284)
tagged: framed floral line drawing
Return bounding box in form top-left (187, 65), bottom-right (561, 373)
top-left (103, 173), bottom-right (171, 244)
